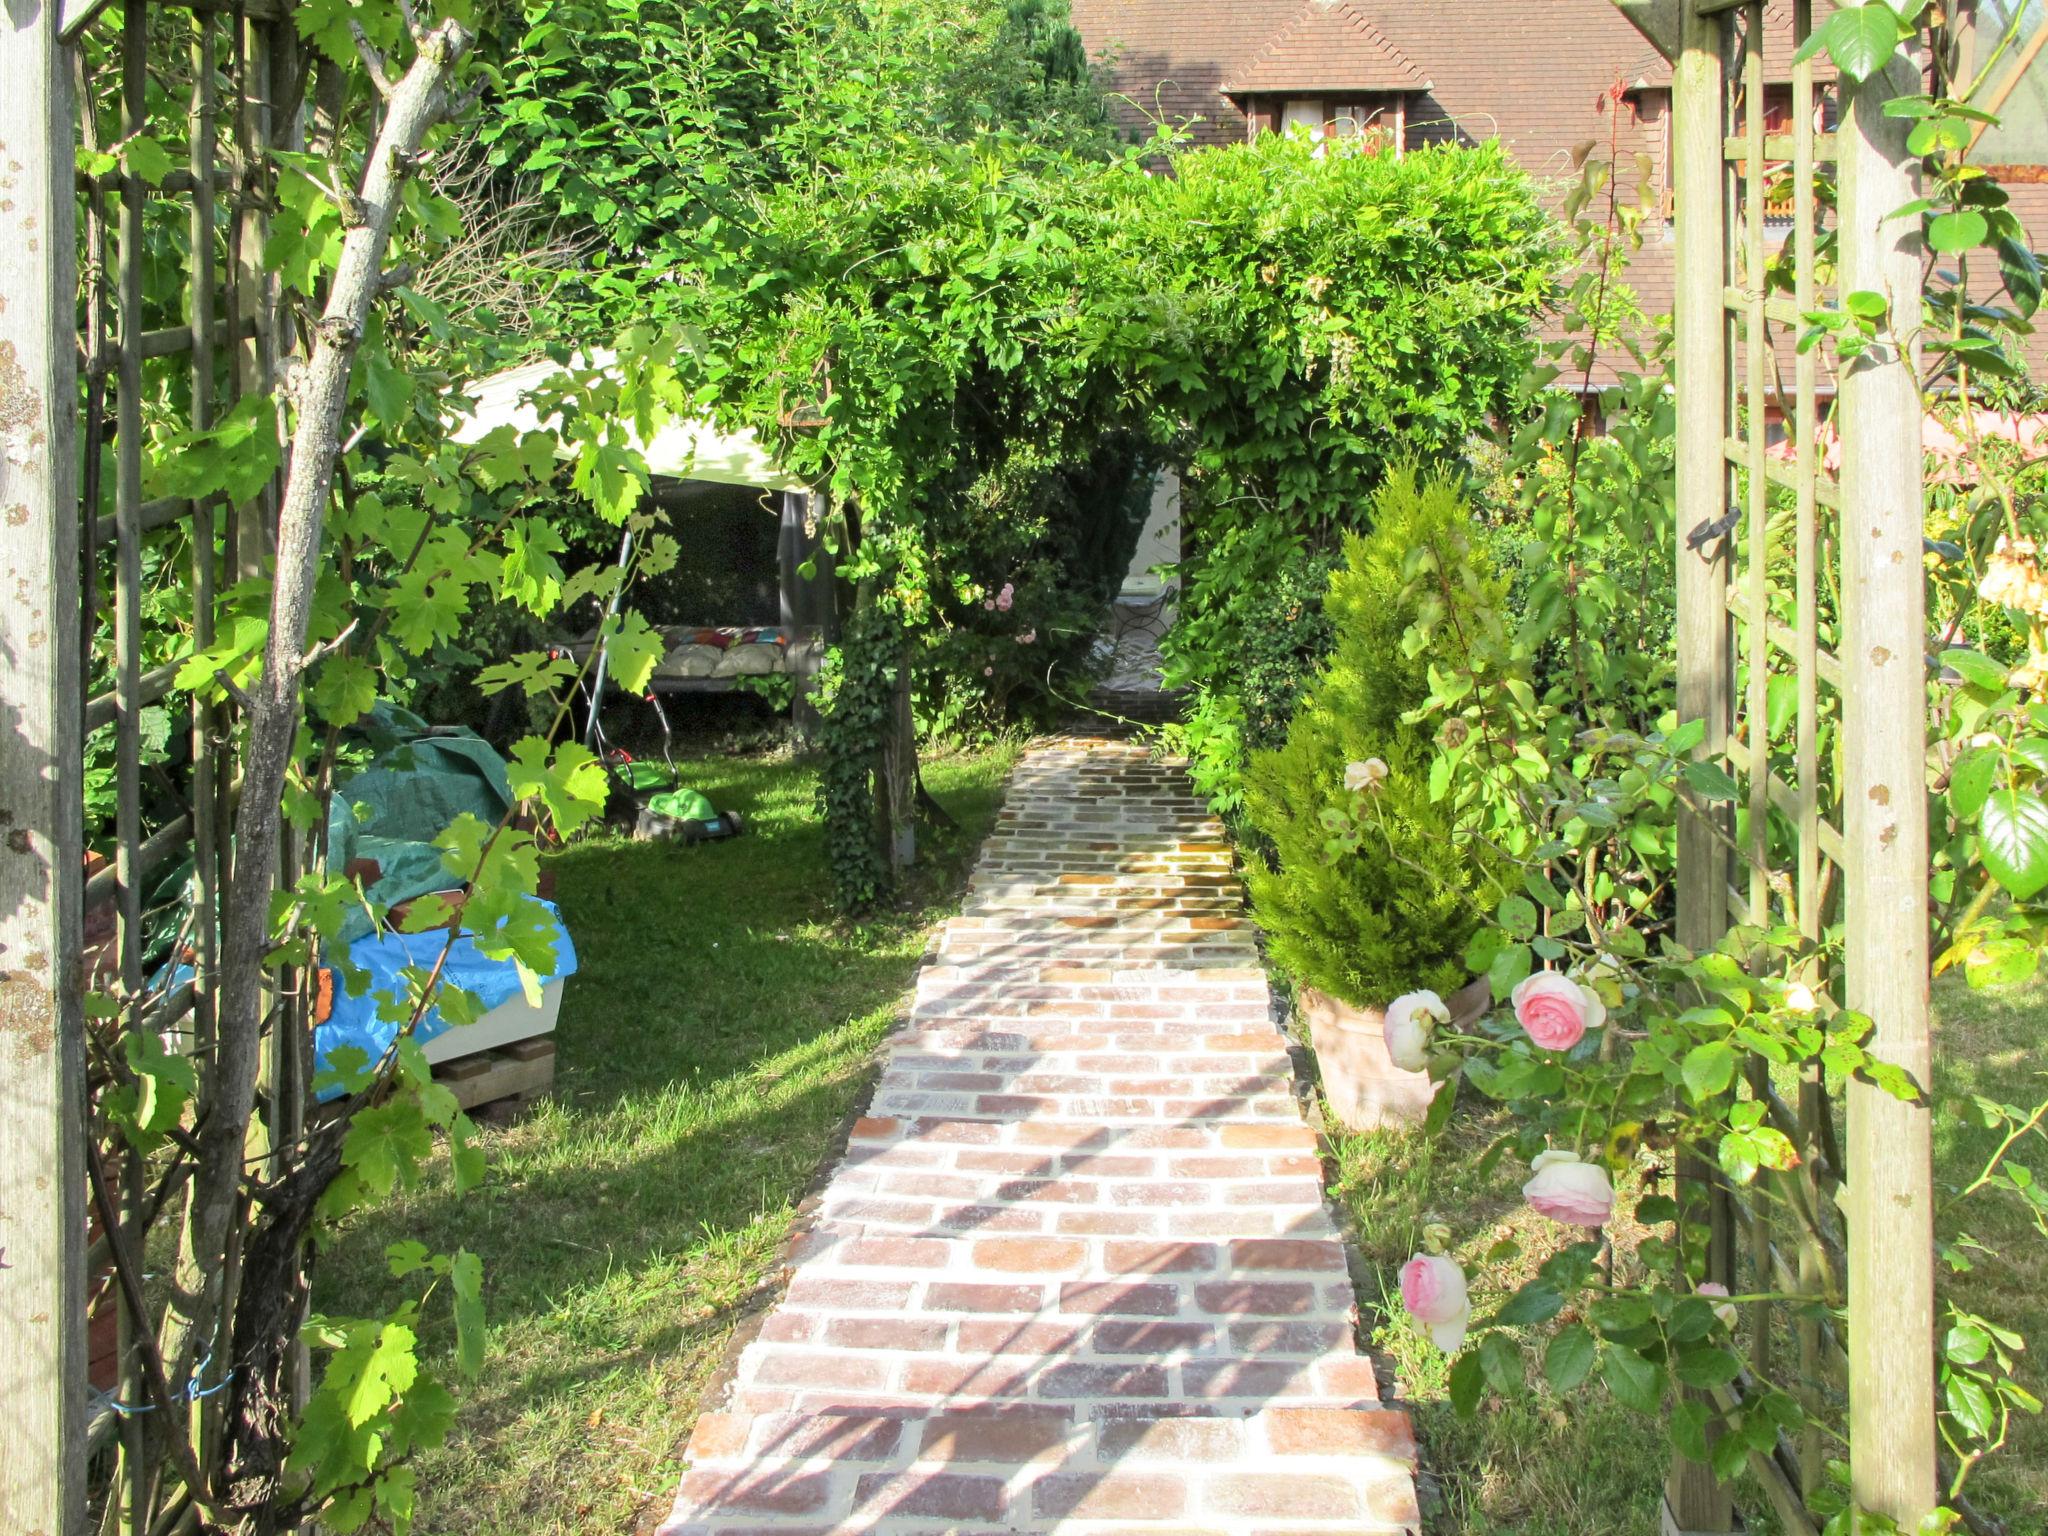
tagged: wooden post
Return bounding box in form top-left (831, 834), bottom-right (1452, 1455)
top-left (1836, 47), bottom-right (1937, 1532)
top-left (0, 0), bottom-right (86, 1527)
top-left (1666, 1), bottom-right (1736, 1530)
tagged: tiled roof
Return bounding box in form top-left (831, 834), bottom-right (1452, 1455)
top-left (1221, 0), bottom-right (1430, 96)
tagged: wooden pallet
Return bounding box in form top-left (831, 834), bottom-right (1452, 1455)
top-left (432, 1036), bottom-right (555, 1112)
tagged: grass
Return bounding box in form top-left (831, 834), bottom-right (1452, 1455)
top-left (1329, 973), bottom-right (2048, 1536)
top-left (315, 739), bottom-right (1018, 1536)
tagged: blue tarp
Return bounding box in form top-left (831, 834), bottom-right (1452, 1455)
top-left (313, 900), bottom-right (579, 1101)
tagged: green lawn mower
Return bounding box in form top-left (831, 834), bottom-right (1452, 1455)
top-left (605, 752), bottom-right (746, 844)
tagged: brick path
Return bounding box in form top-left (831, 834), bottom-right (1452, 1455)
top-left (658, 737), bottom-right (1420, 1534)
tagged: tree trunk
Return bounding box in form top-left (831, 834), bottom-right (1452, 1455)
top-left (159, 16), bottom-right (474, 1411)
top-left (880, 644), bottom-right (917, 874)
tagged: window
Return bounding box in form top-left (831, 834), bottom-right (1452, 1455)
top-left (1251, 95), bottom-right (1406, 156)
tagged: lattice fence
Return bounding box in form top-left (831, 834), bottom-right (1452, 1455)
top-left (1663, 0), bottom-right (1935, 1530)
top-left (2, 1), bottom-right (297, 1527)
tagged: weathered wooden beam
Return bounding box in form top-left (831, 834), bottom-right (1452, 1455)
top-left (1610, 0), bottom-right (1681, 61)
top-left (0, 0), bottom-right (87, 1527)
top-left (1667, 0), bottom-right (1738, 1530)
top-left (1837, 43), bottom-right (1939, 1532)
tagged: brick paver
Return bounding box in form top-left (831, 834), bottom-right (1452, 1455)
top-left (658, 737), bottom-right (1421, 1533)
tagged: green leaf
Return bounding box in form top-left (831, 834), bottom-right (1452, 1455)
top-left (451, 1249), bottom-right (486, 1378)
top-left (1947, 748), bottom-right (1999, 822)
top-left (1494, 1279), bottom-right (1565, 1329)
top-left (1674, 1345), bottom-right (1743, 1389)
top-left (506, 738), bottom-right (610, 836)
top-left (1928, 210), bottom-right (1988, 255)
top-left (1683, 760), bottom-right (1740, 802)
top-left (1544, 1323), bottom-right (1597, 1392)
top-left (1980, 789), bottom-right (2048, 900)
top-left (1965, 936), bottom-right (2038, 990)
top-left (1945, 1375), bottom-right (1997, 1440)
top-left (1603, 1344), bottom-right (1666, 1413)
top-left (310, 654), bottom-right (379, 727)
top-left (1818, 5), bottom-right (1906, 83)
top-left (1843, 288), bottom-right (1891, 320)
top-left (342, 1320), bottom-right (419, 1428)
top-left (1670, 1398), bottom-right (1713, 1462)
top-left (1479, 1331), bottom-right (1525, 1396)
top-left (1449, 1349), bottom-right (1487, 1417)
top-left (1498, 894), bottom-right (1540, 940)
top-left (600, 609), bottom-right (665, 695)
top-left (1943, 647), bottom-right (2008, 690)
top-left (120, 133), bottom-right (177, 186)
top-left (1488, 941), bottom-right (1534, 1001)
top-left (1682, 1040), bottom-right (1737, 1101)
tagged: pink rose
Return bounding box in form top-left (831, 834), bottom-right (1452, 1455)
top-left (1017, 628), bottom-right (1037, 645)
top-left (996, 582), bottom-right (1014, 612)
top-left (1383, 989), bottom-right (1449, 1073)
top-left (1399, 1252), bottom-right (1470, 1351)
top-left (1510, 970), bottom-right (1605, 1052)
top-left (1522, 1149), bottom-right (1614, 1227)
top-left (1697, 1281), bottom-right (1738, 1330)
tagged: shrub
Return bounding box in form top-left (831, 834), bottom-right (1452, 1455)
top-left (1133, 133), bottom-right (1563, 810)
top-left (1242, 466), bottom-right (1504, 1007)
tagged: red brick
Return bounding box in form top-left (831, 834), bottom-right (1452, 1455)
top-left (974, 1237), bottom-right (1089, 1273)
top-left (841, 1236), bottom-right (951, 1269)
top-left (906, 1118), bottom-right (1001, 1144)
top-left (784, 1277), bottom-right (916, 1310)
top-left (1096, 1414), bottom-right (1244, 1460)
top-left (936, 1201), bottom-right (1045, 1233)
top-left (1056, 1209), bottom-right (1159, 1236)
top-left (1182, 1359), bottom-right (1315, 1398)
top-left (1109, 1181), bottom-right (1211, 1208)
top-left (1205, 1473), bottom-right (1363, 1519)
top-left (1194, 1281), bottom-right (1318, 1316)
top-left (752, 1352), bottom-right (890, 1390)
top-left (1032, 1472), bottom-right (1189, 1520)
top-left (920, 1407), bottom-right (1074, 1462)
top-left (851, 1471), bottom-right (1006, 1522)
top-left (924, 1281), bottom-right (1043, 1313)
top-left (957, 1319), bottom-right (1087, 1354)
top-left (1038, 1362), bottom-right (1169, 1398)
top-left (849, 1116), bottom-right (900, 1141)
top-left (1059, 1281), bottom-right (1181, 1316)
top-left (1092, 1319), bottom-right (1217, 1354)
top-left (1315, 1355), bottom-right (1384, 1401)
top-left (823, 1317), bottom-right (950, 1351)
top-left (1266, 1408), bottom-right (1415, 1459)
top-left (757, 1411), bottom-right (907, 1462)
top-left (900, 1358), bottom-right (1036, 1396)
top-left (684, 1412), bottom-right (750, 1460)
top-left (678, 1468), bottom-right (832, 1515)
top-left (1228, 1238), bottom-right (1347, 1272)
top-left (1220, 1124), bottom-right (1316, 1150)
top-left (1105, 1241), bottom-right (1219, 1274)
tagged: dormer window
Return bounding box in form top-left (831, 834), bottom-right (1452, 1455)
top-left (1223, 0), bottom-right (1429, 159)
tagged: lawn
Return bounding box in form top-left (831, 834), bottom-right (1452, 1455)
top-left (315, 740), bottom-right (1018, 1536)
top-left (1331, 973), bottom-right (2048, 1536)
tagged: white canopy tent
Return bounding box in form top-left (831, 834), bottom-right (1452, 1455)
top-left (447, 348), bottom-right (810, 492)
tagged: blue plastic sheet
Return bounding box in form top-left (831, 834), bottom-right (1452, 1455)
top-left (313, 900), bottom-right (578, 1101)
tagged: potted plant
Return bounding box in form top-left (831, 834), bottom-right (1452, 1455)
top-left (1241, 467), bottom-right (1505, 1129)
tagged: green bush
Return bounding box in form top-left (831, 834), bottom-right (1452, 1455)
top-left (1243, 467), bottom-right (1503, 1007)
top-left (1135, 133), bottom-right (1562, 810)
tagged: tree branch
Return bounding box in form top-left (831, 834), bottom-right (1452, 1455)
top-left (158, 13), bottom-right (474, 1411)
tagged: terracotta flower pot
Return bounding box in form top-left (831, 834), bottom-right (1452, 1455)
top-left (1298, 974), bottom-right (1492, 1132)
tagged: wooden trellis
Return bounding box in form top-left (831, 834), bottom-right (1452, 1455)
top-left (1, 0), bottom-right (293, 1526)
top-left (1657, 0), bottom-right (1936, 1531)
